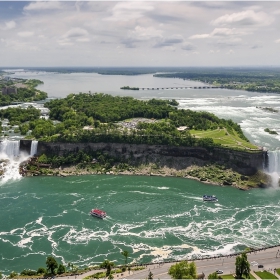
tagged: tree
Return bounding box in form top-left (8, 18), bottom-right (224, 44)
top-left (57, 264), bottom-right (66, 275)
top-left (235, 252), bottom-right (250, 279)
top-left (168, 260), bottom-right (197, 279)
top-left (46, 256), bottom-right (58, 274)
top-left (208, 272), bottom-right (219, 279)
top-left (121, 250), bottom-right (129, 265)
top-left (100, 259), bottom-right (114, 277)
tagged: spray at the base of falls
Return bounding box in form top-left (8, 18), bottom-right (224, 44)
top-left (267, 150), bottom-right (280, 188)
top-left (0, 139), bottom-right (38, 183)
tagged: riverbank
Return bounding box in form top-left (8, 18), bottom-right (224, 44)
top-left (23, 160), bottom-right (271, 190)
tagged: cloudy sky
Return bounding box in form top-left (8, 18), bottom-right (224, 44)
top-left (0, 1), bottom-right (280, 67)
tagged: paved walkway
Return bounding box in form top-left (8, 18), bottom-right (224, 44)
top-left (54, 245), bottom-right (280, 279)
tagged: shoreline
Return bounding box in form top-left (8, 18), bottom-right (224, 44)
top-left (23, 162), bottom-right (269, 190)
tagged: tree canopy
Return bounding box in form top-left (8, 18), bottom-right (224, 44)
top-left (168, 260), bottom-right (197, 279)
top-left (235, 252), bottom-right (250, 279)
top-left (121, 250), bottom-right (129, 265)
top-left (46, 256), bottom-right (58, 274)
top-left (20, 93), bottom-right (248, 150)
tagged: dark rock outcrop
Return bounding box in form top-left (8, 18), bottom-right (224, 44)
top-left (20, 140), bottom-right (32, 154)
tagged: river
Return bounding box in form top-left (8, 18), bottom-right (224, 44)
top-left (0, 68), bottom-right (280, 274)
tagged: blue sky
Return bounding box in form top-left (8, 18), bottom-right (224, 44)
top-left (0, 1), bottom-right (280, 67)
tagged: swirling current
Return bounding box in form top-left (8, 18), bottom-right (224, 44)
top-left (1, 175), bottom-right (280, 273)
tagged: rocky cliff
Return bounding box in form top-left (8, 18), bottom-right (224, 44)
top-left (28, 141), bottom-right (266, 176)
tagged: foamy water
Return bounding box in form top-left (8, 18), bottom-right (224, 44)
top-left (1, 175), bottom-right (280, 273)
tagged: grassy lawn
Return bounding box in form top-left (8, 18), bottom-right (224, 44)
top-left (190, 128), bottom-right (259, 150)
top-left (276, 268), bottom-right (280, 276)
top-left (221, 274), bottom-right (236, 279)
top-left (254, 271), bottom-right (278, 279)
top-left (221, 273), bottom-right (256, 279)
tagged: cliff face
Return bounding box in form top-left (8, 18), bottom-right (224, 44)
top-left (20, 140), bottom-right (32, 154)
top-left (32, 141), bottom-right (266, 176)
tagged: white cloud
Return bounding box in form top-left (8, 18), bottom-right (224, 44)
top-left (181, 42), bottom-right (195, 51)
top-left (190, 28), bottom-right (246, 39)
top-left (1, 1), bottom-right (280, 67)
top-left (2, 21), bottom-right (16, 30)
top-left (18, 31), bottom-right (34, 37)
top-left (273, 10), bottom-right (280, 15)
top-left (76, 37), bottom-right (90, 43)
top-left (211, 10), bottom-right (274, 27)
top-left (62, 28), bottom-right (89, 39)
top-left (105, 2), bottom-right (154, 21)
top-left (24, 1), bottom-right (62, 11)
top-left (131, 26), bottom-right (162, 40)
top-left (227, 49), bottom-right (235, 54)
top-left (58, 28), bottom-right (90, 46)
top-left (154, 34), bottom-right (184, 48)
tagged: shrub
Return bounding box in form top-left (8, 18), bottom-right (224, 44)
top-left (9, 271), bottom-right (18, 278)
top-left (37, 267), bottom-right (47, 274)
top-left (20, 269), bottom-right (37, 276)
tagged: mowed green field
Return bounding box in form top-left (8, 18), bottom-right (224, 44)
top-left (221, 273), bottom-right (256, 279)
top-left (190, 128), bottom-right (259, 150)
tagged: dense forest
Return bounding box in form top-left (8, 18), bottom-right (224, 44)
top-left (0, 79), bottom-right (47, 106)
top-left (0, 93), bottom-right (249, 150)
top-left (153, 68), bottom-right (280, 94)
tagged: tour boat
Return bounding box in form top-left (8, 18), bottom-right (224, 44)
top-left (90, 209), bottom-right (107, 219)
top-left (203, 195), bottom-right (218, 202)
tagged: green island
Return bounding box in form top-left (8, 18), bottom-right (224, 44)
top-left (0, 91), bottom-right (271, 189)
top-left (264, 128), bottom-right (278, 135)
top-left (120, 86), bottom-right (139, 90)
top-left (153, 68), bottom-right (280, 94)
top-left (0, 76), bottom-right (47, 106)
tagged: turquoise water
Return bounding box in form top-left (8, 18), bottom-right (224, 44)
top-left (1, 175), bottom-right (280, 273)
top-left (1, 69), bottom-right (280, 273)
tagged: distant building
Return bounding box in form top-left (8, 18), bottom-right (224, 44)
top-left (1, 86), bottom-right (17, 95)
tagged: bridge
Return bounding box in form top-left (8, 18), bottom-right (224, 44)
top-left (140, 86), bottom-right (219, 90)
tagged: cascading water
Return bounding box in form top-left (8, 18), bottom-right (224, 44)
top-left (30, 140), bottom-right (38, 156)
top-left (267, 150), bottom-right (280, 188)
top-left (0, 139), bottom-right (37, 183)
top-left (0, 139), bottom-right (22, 182)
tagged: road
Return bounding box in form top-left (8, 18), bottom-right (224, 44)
top-left (125, 246), bottom-right (280, 279)
top-left (57, 246), bottom-right (280, 279)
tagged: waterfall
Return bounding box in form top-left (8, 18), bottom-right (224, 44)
top-left (0, 139), bottom-right (26, 183)
top-left (267, 150), bottom-right (280, 188)
top-left (0, 140), bottom-right (20, 158)
top-left (267, 150), bottom-right (280, 174)
top-left (30, 140), bottom-right (38, 156)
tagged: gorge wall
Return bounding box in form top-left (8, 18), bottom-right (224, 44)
top-left (19, 140), bottom-right (267, 176)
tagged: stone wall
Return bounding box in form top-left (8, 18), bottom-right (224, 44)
top-left (33, 141), bottom-right (266, 175)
